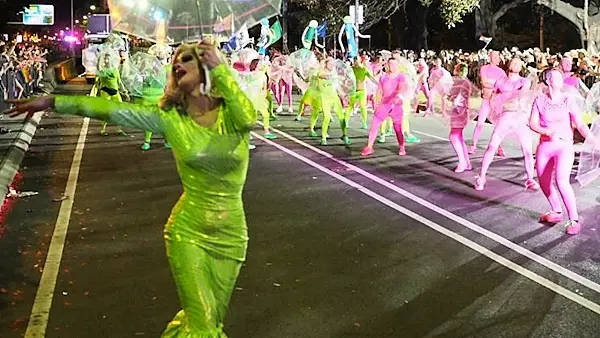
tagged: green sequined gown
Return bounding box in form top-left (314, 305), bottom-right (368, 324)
top-left (54, 64), bottom-right (256, 337)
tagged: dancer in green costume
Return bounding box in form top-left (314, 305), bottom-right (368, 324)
top-left (139, 63), bottom-right (172, 151)
top-left (345, 57), bottom-right (375, 129)
top-left (300, 58), bottom-right (350, 145)
top-left (6, 41), bottom-right (255, 337)
top-left (94, 51), bottom-right (129, 136)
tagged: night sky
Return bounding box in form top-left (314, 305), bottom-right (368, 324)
top-left (1, 0), bottom-right (102, 33)
top-left (0, 0), bottom-right (585, 51)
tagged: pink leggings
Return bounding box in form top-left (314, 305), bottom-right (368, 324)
top-left (478, 113), bottom-right (535, 181)
top-left (367, 103), bottom-right (404, 147)
top-left (449, 128), bottom-right (470, 169)
top-left (536, 140), bottom-right (578, 220)
top-left (272, 80), bottom-right (292, 107)
top-left (417, 82), bottom-right (431, 110)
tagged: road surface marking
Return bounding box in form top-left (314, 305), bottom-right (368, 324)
top-left (25, 118), bottom-right (90, 337)
top-left (252, 131), bottom-right (600, 314)
top-left (256, 123), bottom-right (600, 296)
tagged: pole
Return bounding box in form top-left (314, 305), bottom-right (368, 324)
top-left (539, 12), bottom-right (544, 50)
top-left (354, 0), bottom-right (360, 49)
top-left (584, 0), bottom-right (589, 48)
top-left (70, 0), bottom-right (74, 31)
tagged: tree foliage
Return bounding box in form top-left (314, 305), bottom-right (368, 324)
top-left (419, 0), bottom-right (481, 27)
top-left (289, 0), bottom-right (480, 36)
top-left (290, 0), bottom-right (400, 33)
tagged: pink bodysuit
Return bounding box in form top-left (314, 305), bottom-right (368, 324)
top-left (377, 72), bottom-right (408, 107)
top-left (534, 94), bottom-right (573, 141)
top-left (532, 92), bottom-right (580, 223)
top-left (490, 76), bottom-right (530, 123)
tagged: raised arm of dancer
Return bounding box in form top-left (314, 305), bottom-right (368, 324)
top-left (211, 64), bottom-right (258, 132)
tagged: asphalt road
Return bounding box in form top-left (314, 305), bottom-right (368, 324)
top-left (2, 92), bottom-right (600, 338)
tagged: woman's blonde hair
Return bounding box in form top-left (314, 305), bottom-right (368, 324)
top-left (159, 44), bottom-right (220, 113)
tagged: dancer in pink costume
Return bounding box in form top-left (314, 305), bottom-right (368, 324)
top-left (475, 58), bottom-right (539, 191)
top-left (416, 59), bottom-right (432, 114)
top-left (445, 64), bottom-right (479, 172)
top-left (529, 69), bottom-right (594, 235)
top-left (470, 51), bottom-right (507, 156)
top-left (559, 58), bottom-right (579, 88)
top-left (270, 55), bottom-right (294, 114)
top-left (361, 59), bottom-right (409, 156)
top-left (428, 58), bottom-right (453, 116)
top-left (367, 55), bottom-right (384, 110)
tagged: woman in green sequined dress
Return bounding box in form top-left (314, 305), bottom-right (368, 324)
top-left (5, 41), bottom-right (256, 337)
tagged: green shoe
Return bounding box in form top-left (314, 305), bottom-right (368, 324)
top-left (264, 132), bottom-right (277, 139)
top-left (320, 139), bottom-right (328, 145)
top-left (361, 122), bottom-right (368, 129)
top-left (342, 136), bottom-right (351, 145)
top-left (295, 115), bottom-right (302, 121)
top-left (141, 142), bottom-right (151, 151)
top-left (164, 142), bottom-right (171, 149)
top-left (310, 130), bottom-right (318, 137)
top-left (386, 129), bottom-right (393, 136)
top-left (117, 130), bottom-right (128, 136)
top-left (405, 134), bottom-right (421, 143)
top-left (377, 135), bottom-right (386, 143)
top-left (100, 130), bottom-right (108, 136)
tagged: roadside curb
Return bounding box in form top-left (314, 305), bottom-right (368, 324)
top-left (0, 112), bottom-right (43, 209)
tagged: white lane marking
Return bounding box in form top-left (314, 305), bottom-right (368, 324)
top-left (257, 123), bottom-right (600, 296)
top-left (25, 117), bottom-right (90, 337)
top-left (412, 129), bottom-right (448, 141)
top-left (251, 131), bottom-right (600, 314)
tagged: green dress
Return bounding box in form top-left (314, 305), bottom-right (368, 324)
top-left (54, 64), bottom-right (257, 337)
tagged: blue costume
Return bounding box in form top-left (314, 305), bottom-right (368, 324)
top-left (301, 20), bottom-right (323, 50)
top-left (338, 16), bottom-right (370, 59)
top-left (257, 18), bottom-right (270, 55)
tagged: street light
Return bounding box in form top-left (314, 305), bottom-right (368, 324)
top-left (90, 5), bottom-right (96, 11)
top-left (75, 19), bottom-right (79, 24)
top-left (83, 15), bottom-right (88, 20)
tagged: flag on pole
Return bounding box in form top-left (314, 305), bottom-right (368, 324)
top-left (265, 20), bottom-right (282, 47)
top-left (479, 35), bottom-right (492, 44)
top-left (316, 21), bottom-right (328, 38)
top-left (223, 23), bottom-right (251, 53)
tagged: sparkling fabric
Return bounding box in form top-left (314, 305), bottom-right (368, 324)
top-left (55, 64), bottom-right (256, 337)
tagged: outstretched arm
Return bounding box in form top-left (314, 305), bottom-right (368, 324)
top-left (338, 26), bottom-right (346, 54)
top-left (55, 96), bottom-right (165, 132)
top-left (354, 24), bottom-right (371, 39)
top-left (5, 95), bottom-right (166, 133)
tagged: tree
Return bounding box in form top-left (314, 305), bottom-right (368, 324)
top-left (419, 0), bottom-right (480, 27)
top-left (472, 0), bottom-right (600, 47)
top-left (289, 0), bottom-right (401, 35)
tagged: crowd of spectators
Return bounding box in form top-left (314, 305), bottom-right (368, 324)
top-left (0, 41), bottom-right (52, 134)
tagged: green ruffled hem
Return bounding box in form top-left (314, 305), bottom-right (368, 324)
top-left (162, 310), bottom-right (228, 338)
